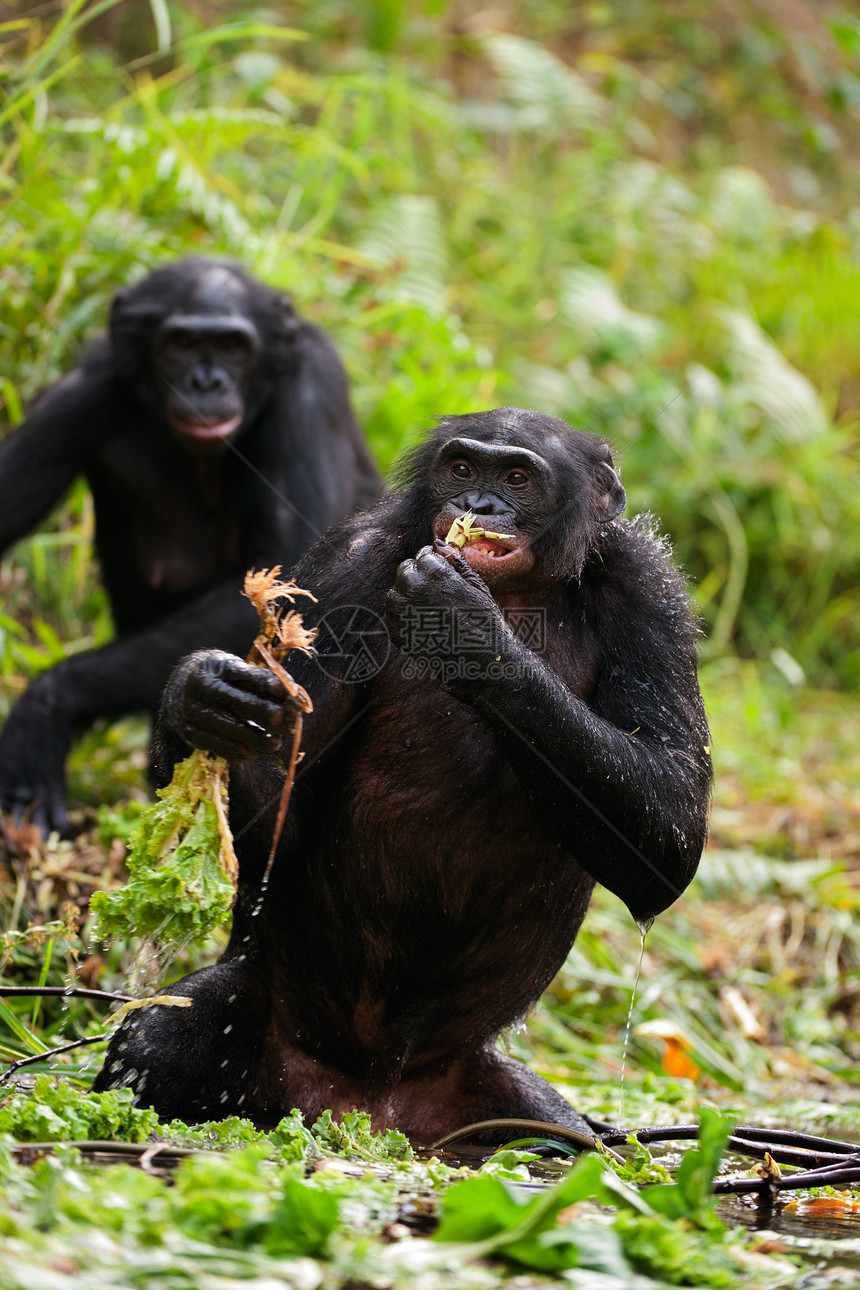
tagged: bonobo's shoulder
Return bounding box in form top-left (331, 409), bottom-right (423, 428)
top-left (580, 515), bottom-right (696, 621)
top-left (27, 339), bottom-right (119, 417)
top-left (76, 335), bottom-right (118, 380)
top-left (598, 514), bottom-right (682, 573)
top-left (289, 317), bottom-right (350, 373)
top-left (294, 492), bottom-right (413, 590)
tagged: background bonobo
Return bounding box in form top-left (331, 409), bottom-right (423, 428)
top-left (0, 257), bottom-right (380, 835)
top-left (94, 406), bottom-right (712, 1142)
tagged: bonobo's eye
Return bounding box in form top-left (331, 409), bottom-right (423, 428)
top-left (449, 461), bottom-right (473, 480)
top-left (504, 469), bottom-right (530, 488)
top-left (167, 330), bottom-right (196, 352)
top-left (217, 333), bottom-right (250, 357)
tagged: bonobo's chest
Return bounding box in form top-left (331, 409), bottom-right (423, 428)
top-left (89, 419), bottom-right (240, 596)
top-left (343, 609), bottom-right (600, 851)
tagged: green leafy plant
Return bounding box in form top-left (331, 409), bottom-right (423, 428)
top-left (0, 1075), bottom-right (159, 1143)
top-left (433, 1109), bottom-right (742, 1284)
top-left (88, 750), bottom-right (236, 948)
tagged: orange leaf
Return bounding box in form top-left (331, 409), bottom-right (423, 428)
top-left (661, 1037), bottom-right (701, 1081)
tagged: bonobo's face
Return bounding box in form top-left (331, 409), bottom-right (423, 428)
top-left (153, 271), bottom-right (262, 454)
top-left (429, 437), bottom-right (557, 590)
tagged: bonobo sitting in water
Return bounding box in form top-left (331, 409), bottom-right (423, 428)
top-left (94, 407), bottom-right (711, 1141)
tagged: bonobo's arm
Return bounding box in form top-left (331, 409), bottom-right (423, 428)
top-left (385, 533), bottom-right (712, 924)
top-left (0, 364), bottom-right (117, 556)
top-left (0, 578), bottom-right (259, 835)
top-left (151, 501), bottom-right (402, 839)
top-left (151, 645), bottom-right (367, 864)
top-left (0, 361), bottom-right (121, 831)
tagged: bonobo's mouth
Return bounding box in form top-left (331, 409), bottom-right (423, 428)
top-left (460, 533), bottom-right (516, 560)
top-left (434, 516), bottom-right (530, 579)
top-left (169, 413), bottom-right (243, 444)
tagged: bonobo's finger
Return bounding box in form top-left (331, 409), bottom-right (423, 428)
top-left (187, 652), bottom-right (289, 727)
top-left (199, 651), bottom-right (287, 705)
top-left (0, 758), bottom-right (69, 837)
top-left (393, 556), bottom-right (417, 587)
top-left (1, 787), bottom-right (68, 839)
top-left (185, 704), bottom-right (282, 761)
top-left (413, 544), bottom-right (450, 570)
top-left (432, 539), bottom-right (489, 586)
top-left (166, 650), bottom-right (297, 759)
top-left (184, 665), bottom-right (289, 732)
top-left (185, 650), bottom-right (286, 712)
top-left (29, 786), bottom-right (71, 838)
top-left (170, 697), bottom-right (287, 762)
top-left (394, 547), bottom-right (451, 595)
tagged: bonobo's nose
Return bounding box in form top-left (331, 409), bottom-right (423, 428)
top-left (190, 366), bottom-right (228, 394)
top-left (453, 490), bottom-right (510, 516)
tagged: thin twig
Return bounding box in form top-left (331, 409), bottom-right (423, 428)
top-left (262, 714), bottom-right (303, 886)
top-left (0, 1034), bottom-right (106, 1085)
top-left (0, 986), bottom-right (134, 1004)
top-left (732, 1125), bottom-right (860, 1154)
top-left (599, 1123), bottom-right (860, 1168)
top-left (714, 1161), bottom-right (860, 1197)
top-left (11, 1139), bottom-right (201, 1165)
top-left (728, 1135), bottom-right (851, 1169)
top-left (595, 1122), bottom-right (860, 1196)
top-left (599, 1124), bottom-right (700, 1147)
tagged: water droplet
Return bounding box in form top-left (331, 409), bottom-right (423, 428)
top-left (618, 921), bottom-right (650, 1120)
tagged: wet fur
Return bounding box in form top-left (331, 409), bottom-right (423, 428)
top-left (95, 409), bottom-right (710, 1141)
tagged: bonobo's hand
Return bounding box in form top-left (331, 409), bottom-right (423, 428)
top-left (163, 650), bottom-right (302, 762)
top-left (0, 682), bottom-right (72, 836)
top-left (385, 540), bottom-right (508, 663)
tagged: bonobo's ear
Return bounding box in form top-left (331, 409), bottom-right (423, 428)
top-left (280, 293), bottom-right (300, 337)
top-left (108, 288), bottom-right (129, 334)
top-left (592, 459), bottom-right (626, 520)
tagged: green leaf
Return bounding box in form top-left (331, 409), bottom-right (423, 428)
top-left (261, 1177), bottom-right (339, 1257)
top-left (0, 1076), bottom-right (159, 1143)
top-left (433, 1175), bottom-right (525, 1244)
top-left (434, 1153), bottom-right (647, 1272)
top-left (639, 1108), bottom-right (733, 1227)
top-left (89, 750), bottom-right (235, 948)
